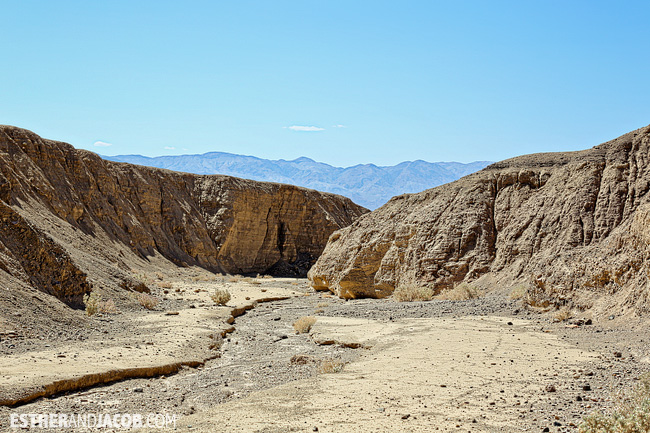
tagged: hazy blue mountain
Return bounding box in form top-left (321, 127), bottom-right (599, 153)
top-left (103, 152), bottom-right (492, 209)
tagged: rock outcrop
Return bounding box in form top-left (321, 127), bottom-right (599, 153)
top-left (0, 126), bottom-right (367, 308)
top-left (309, 125), bottom-right (650, 316)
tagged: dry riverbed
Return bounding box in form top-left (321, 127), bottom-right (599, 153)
top-left (1, 275), bottom-right (649, 433)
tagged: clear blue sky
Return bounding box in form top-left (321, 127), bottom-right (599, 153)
top-left (2, 0), bottom-right (649, 166)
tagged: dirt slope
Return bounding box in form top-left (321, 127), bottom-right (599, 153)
top-left (309, 125), bottom-right (650, 317)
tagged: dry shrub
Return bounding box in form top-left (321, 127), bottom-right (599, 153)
top-left (554, 306), bottom-right (572, 322)
top-left (263, 275), bottom-right (274, 279)
top-left (313, 308), bottom-right (324, 314)
top-left (580, 373), bottom-right (650, 432)
top-left (318, 358), bottom-right (346, 374)
top-left (526, 276), bottom-right (551, 308)
top-left (157, 281), bottom-right (173, 289)
top-left (211, 289), bottom-right (231, 306)
top-left (98, 299), bottom-right (118, 314)
top-left (137, 293), bottom-right (159, 310)
top-left (293, 316), bottom-right (317, 334)
top-left (83, 292), bottom-right (100, 316)
top-left (83, 293), bottom-right (119, 316)
top-left (227, 275), bottom-right (241, 283)
top-left (393, 284), bottom-right (434, 302)
top-left (437, 283), bottom-right (482, 301)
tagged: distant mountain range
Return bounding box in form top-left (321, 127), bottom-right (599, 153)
top-left (103, 152), bottom-right (492, 209)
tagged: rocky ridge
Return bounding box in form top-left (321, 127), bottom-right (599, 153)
top-left (0, 125), bottom-right (366, 310)
top-left (309, 125), bottom-right (650, 317)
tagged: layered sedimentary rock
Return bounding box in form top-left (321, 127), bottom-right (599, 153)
top-left (0, 126), bottom-right (366, 308)
top-left (309, 125), bottom-right (650, 316)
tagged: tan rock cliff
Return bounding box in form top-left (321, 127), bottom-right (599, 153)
top-left (309, 125), bottom-right (650, 316)
top-left (0, 126), bottom-right (367, 308)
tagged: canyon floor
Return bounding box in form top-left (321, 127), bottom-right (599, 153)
top-left (1, 273), bottom-right (649, 433)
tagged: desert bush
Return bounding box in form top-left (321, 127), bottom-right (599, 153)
top-left (84, 292), bottom-right (118, 315)
top-left (293, 316), bottom-right (317, 334)
top-left (554, 306), bottom-right (572, 322)
top-left (83, 292), bottom-right (100, 316)
top-left (157, 281), bottom-right (173, 289)
top-left (393, 284), bottom-right (434, 302)
top-left (437, 283), bottom-right (482, 301)
top-left (318, 358), bottom-right (346, 374)
top-left (211, 289), bottom-right (231, 306)
top-left (98, 299), bottom-right (118, 314)
top-left (526, 276), bottom-right (551, 308)
top-left (580, 373), bottom-right (650, 432)
top-left (226, 275), bottom-right (241, 283)
top-left (136, 293), bottom-right (159, 310)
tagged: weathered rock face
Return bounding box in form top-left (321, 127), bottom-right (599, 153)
top-left (309, 125), bottom-right (650, 316)
top-left (0, 126), bottom-right (367, 307)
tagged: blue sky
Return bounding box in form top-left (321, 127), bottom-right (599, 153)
top-left (2, 1), bottom-right (649, 166)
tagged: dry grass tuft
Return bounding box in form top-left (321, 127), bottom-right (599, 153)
top-left (318, 358), bottom-right (346, 374)
top-left (293, 316), bottom-right (317, 334)
top-left (393, 284), bottom-right (434, 302)
top-left (98, 299), bottom-right (118, 314)
top-left (136, 293), bottom-right (159, 310)
top-left (157, 281), bottom-right (173, 289)
top-left (437, 283), bottom-right (482, 301)
top-left (580, 373), bottom-right (650, 432)
top-left (210, 289), bottom-right (231, 306)
top-left (84, 292), bottom-right (119, 316)
top-left (226, 275), bottom-right (241, 283)
top-left (83, 292), bottom-right (100, 316)
top-left (554, 306), bottom-right (572, 322)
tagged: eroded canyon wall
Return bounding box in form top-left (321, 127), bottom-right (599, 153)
top-left (0, 126), bottom-right (367, 308)
top-left (309, 125), bottom-right (650, 316)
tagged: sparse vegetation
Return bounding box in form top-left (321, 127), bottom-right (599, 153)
top-left (526, 276), bottom-right (551, 308)
top-left (157, 281), bottom-right (173, 289)
top-left (293, 316), bottom-right (317, 334)
top-left (318, 358), bottom-right (346, 374)
top-left (437, 283), bottom-right (482, 301)
top-left (83, 292), bottom-right (100, 316)
top-left (554, 306), bottom-right (572, 322)
top-left (84, 292), bottom-right (118, 316)
top-left (580, 373), bottom-right (650, 432)
top-left (392, 284), bottom-right (435, 302)
top-left (98, 299), bottom-right (118, 314)
top-left (211, 289), bottom-right (231, 306)
top-left (136, 293), bottom-right (159, 310)
top-left (226, 275), bottom-right (241, 283)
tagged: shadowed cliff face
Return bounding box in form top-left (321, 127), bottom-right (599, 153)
top-left (0, 126), bottom-right (367, 307)
top-left (309, 125), bottom-right (650, 317)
